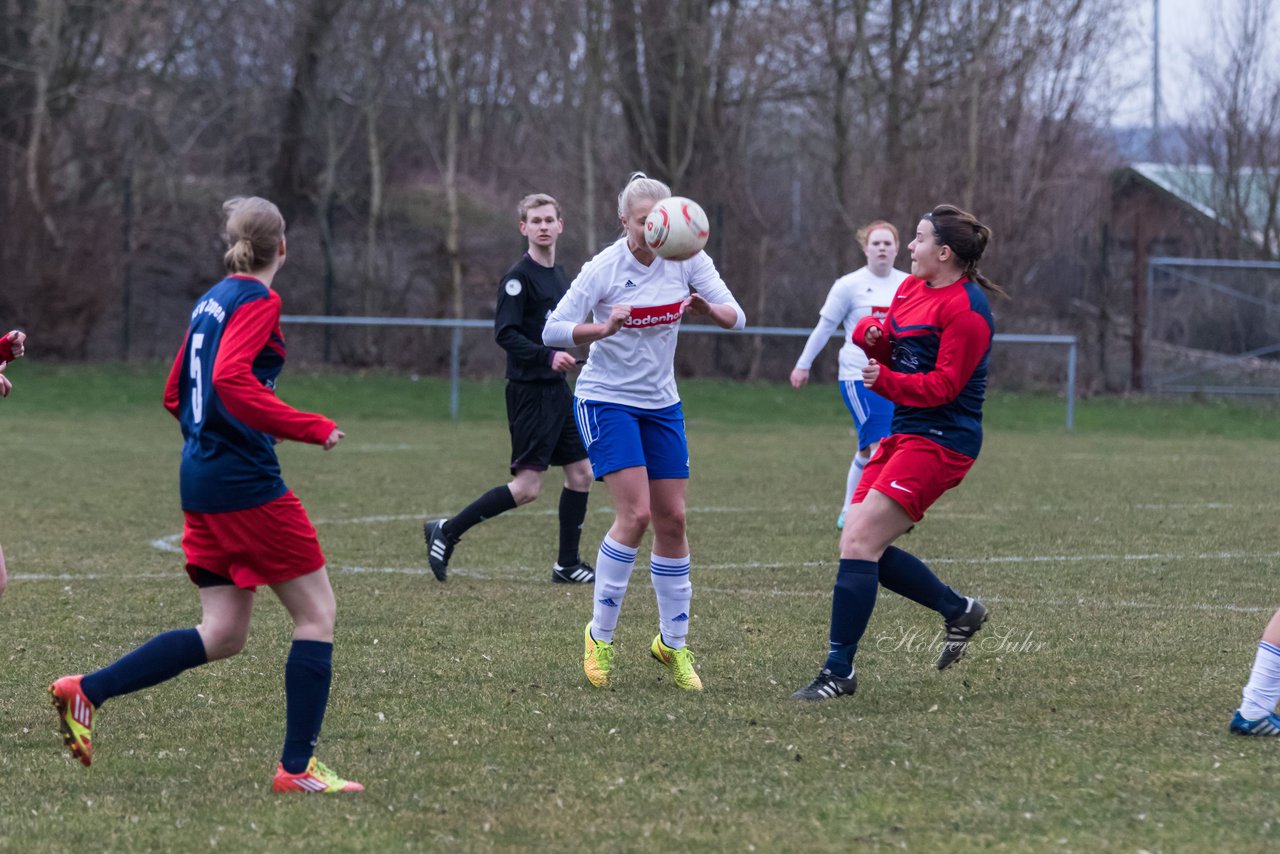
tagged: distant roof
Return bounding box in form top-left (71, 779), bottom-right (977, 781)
top-left (1126, 162), bottom-right (1277, 250)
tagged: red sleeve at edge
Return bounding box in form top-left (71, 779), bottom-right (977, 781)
top-left (851, 316), bottom-right (892, 363)
top-left (164, 344), bottom-right (184, 419)
top-left (211, 295), bottom-right (335, 444)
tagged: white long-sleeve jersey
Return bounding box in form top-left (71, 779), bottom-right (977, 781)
top-left (793, 265), bottom-right (908, 380)
top-left (543, 238), bottom-right (745, 409)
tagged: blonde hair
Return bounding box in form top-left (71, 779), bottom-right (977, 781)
top-left (856, 220), bottom-right (899, 248)
top-left (616, 171), bottom-right (671, 219)
top-left (518, 193), bottom-right (561, 221)
top-left (222, 196), bottom-right (286, 273)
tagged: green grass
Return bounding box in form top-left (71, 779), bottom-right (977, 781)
top-left (3, 365), bottom-right (1280, 851)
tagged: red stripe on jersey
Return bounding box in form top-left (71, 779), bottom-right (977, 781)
top-left (624, 300), bottom-right (684, 329)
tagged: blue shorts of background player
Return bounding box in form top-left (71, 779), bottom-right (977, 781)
top-left (836, 379), bottom-right (894, 529)
top-left (573, 399), bottom-right (689, 480)
top-left (839, 379), bottom-right (893, 451)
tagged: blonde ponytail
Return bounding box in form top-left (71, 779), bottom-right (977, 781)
top-left (222, 197), bottom-right (285, 273)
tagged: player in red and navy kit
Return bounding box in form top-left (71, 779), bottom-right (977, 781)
top-left (545, 172), bottom-right (746, 692)
top-left (794, 204), bottom-right (1004, 701)
top-left (49, 197), bottom-right (362, 793)
top-left (0, 328), bottom-right (27, 600)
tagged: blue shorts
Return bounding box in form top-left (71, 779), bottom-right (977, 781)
top-left (839, 380), bottom-right (893, 451)
top-left (573, 399), bottom-right (689, 480)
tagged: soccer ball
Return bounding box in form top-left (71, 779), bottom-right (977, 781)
top-left (644, 196), bottom-right (710, 261)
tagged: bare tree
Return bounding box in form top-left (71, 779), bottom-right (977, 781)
top-left (1184, 0), bottom-right (1280, 257)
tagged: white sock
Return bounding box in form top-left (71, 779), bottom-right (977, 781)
top-left (590, 535), bottom-right (637, 643)
top-left (1241, 641), bottom-right (1280, 720)
top-left (650, 552), bottom-right (692, 649)
top-left (843, 454), bottom-right (867, 509)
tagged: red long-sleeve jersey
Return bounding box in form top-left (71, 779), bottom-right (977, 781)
top-left (852, 275), bottom-right (993, 458)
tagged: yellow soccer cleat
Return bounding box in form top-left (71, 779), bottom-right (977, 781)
top-left (583, 622), bottom-right (614, 688)
top-left (272, 757), bottom-right (364, 793)
top-left (49, 675), bottom-right (95, 767)
top-left (650, 635), bottom-right (703, 691)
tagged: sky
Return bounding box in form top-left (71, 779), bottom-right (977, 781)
top-left (1114, 0), bottom-right (1280, 127)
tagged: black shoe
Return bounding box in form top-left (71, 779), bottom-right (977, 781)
top-left (552, 560), bottom-right (595, 584)
top-left (423, 518), bottom-right (456, 582)
top-left (791, 668), bottom-right (857, 701)
top-left (937, 597), bottom-right (988, 670)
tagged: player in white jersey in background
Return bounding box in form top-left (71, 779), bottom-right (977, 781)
top-left (790, 222), bottom-right (908, 529)
top-left (543, 172), bottom-right (745, 691)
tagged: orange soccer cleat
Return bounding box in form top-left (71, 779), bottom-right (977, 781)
top-left (49, 675), bottom-right (95, 767)
top-left (272, 757), bottom-right (364, 793)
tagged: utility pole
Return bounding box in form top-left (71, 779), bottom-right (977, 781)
top-left (1151, 0), bottom-right (1161, 160)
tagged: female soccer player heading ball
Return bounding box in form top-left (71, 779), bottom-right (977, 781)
top-left (543, 172), bottom-right (746, 691)
top-left (793, 204), bottom-right (1004, 701)
top-left (49, 197), bottom-right (362, 792)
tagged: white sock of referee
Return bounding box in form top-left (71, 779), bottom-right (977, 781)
top-left (650, 552), bottom-right (692, 649)
top-left (590, 535), bottom-right (637, 643)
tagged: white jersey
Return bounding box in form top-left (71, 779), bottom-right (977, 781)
top-left (795, 266), bottom-right (908, 379)
top-left (543, 238), bottom-right (745, 409)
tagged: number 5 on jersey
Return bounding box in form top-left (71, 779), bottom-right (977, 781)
top-left (189, 333), bottom-right (206, 423)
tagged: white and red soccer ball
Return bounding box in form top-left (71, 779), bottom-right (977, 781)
top-left (644, 196), bottom-right (710, 261)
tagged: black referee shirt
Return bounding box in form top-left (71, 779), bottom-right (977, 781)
top-left (494, 253), bottom-right (571, 383)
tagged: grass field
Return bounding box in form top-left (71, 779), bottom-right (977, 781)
top-left (2, 363), bottom-right (1280, 852)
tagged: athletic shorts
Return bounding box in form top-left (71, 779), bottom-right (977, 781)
top-left (181, 490), bottom-right (326, 590)
top-left (851, 433), bottom-right (975, 522)
top-left (839, 379), bottom-right (894, 451)
top-left (507, 380), bottom-right (588, 473)
top-left (573, 398), bottom-right (689, 480)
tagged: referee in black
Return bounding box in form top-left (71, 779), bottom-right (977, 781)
top-left (424, 194), bottom-right (595, 584)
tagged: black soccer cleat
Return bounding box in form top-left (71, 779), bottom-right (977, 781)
top-left (551, 560), bottom-right (595, 584)
top-left (936, 597), bottom-right (988, 670)
top-left (791, 668), bottom-right (857, 701)
top-left (423, 518), bottom-right (456, 582)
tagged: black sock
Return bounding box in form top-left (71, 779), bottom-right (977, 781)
top-left (81, 628), bottom-right (209, 707)
top-left (281, 640), bottom-right (333, 774)
top-left (557, 487), bottom-right (590, 566)
top-left (824, 559), bottom-right (879, 678)
top-left (446, 485), bottom-right (517, 539)
top-left (878, 546), bottom-right (966, 620)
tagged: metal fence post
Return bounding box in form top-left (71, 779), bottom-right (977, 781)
top-left (1066, 339), bottom-right (1077, 432)
top-left (449, 326), bottom-right (462, 421)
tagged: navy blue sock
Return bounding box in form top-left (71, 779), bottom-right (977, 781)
top-left (878, 546), bottom-right (966, 620)
top-left (281, 640), bottom-right (333, 774)
top-left (557, 487), bottom-right (590, 566)
top-left (80, 628), bottom-right (208, 707)
top-left (824, 558), bottom-right (879, 678)
top-left (446, 486), bottom-right (518, 539)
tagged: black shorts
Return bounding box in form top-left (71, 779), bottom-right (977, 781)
top-left (506, 380), bottom-right (588, 473)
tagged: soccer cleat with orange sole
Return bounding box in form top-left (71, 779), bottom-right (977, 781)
top-left (49, 675), bottom-right (95, 767)
top-left (272, 757), bottom-right (364, 793)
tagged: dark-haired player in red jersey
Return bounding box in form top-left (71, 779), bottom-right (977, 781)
top-left (49, 197), bottom-right (362, 792)
top-left (794, 204), bottom-right (1004, 701)
top-left (0, 327), bottom-right (27, 600)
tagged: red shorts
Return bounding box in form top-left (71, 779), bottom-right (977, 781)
top-left (851, 433), bottom-right (975, 522)
top-left (182, 491), bottom-right (326, 590)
